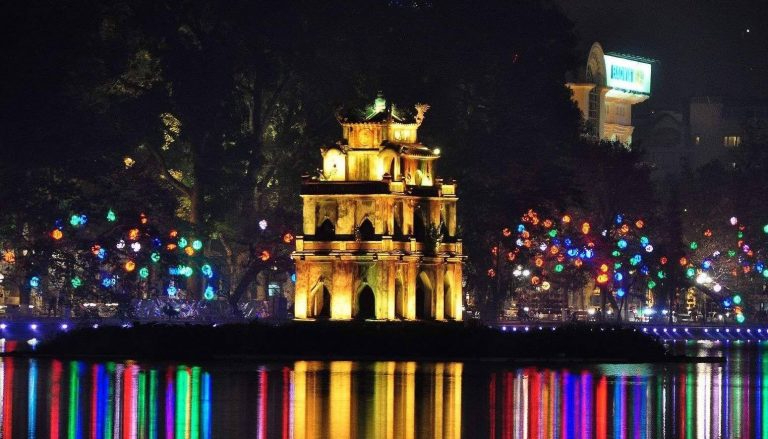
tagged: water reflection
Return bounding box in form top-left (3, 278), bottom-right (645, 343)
top-left (0, 346), bottom-right (767, 437)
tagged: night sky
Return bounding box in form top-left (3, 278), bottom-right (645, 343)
top-left (556, 0), bottom-right (768, 110)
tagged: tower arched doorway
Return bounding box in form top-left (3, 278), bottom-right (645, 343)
top-left (311, 285), bottom-right (331, 319)
top-left (416, 272), bottom-right (433, 320)
top-left (444, 273), bottom-right (454, 320)
top-left (413, 210), bottom-right (426, 241)
top-left (359, 218), bottom-right (375, 241)
top-left (317, 218), bottom-right (335, 240)
top-left (357, 285), bottom-right (376, 320)
top-left (395, 276), bottom-right (405, 319)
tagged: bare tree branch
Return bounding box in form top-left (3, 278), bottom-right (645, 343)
top-left (146, 143), bottom-right (193, 197)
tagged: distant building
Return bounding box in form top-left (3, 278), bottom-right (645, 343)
top-left (292, 95), bottom-right (464, 321)
top-left (632, 110), bottom-right (687, 179)
top-left (567, 42), bottom-right (653, 145)
top-left (687, 97), bottom-right (768, 169)
top-left (633, 97), bottom-right (768, 179)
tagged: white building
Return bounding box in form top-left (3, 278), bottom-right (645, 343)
top-left (567, 42), bottom-right (653, 146)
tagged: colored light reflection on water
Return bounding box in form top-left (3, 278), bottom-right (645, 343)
top-left (2, 347), bottom-right (768, 437)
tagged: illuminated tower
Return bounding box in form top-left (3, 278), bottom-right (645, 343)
top-left (292, 95), bottom-right (464, 320)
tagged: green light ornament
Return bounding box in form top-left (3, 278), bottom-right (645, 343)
top-left (611, 250), bottom-right (621, 257)
top-left (554, 264), bottom-right (564, 273)
top-left (686, 268), bottom-right (696, 278)
top-left (614, 262), bottom-right (622, 270)
top-left (733, 294), bottom-right (742, 305)
top-left (192, 239), bottom-right (203, 250)
top-left (71, 277), bottom-right (82, 288)
top-left (548, 230), bottom-right (557, 238)
top-left (690, 242), bottom-right (698, 250)
top-left (736, 313), bottom-right (746, 324)
top-left (204, 286), bottom-right (215, 300)
top-left (763, 269), bottom-right (768, 278)
top-left (647, 280), bottom-right (657, 289)
top-left (107, 209), bottom-right (117, 222)
top-left (657, 270), bottom-right (665, 279)
top-left (178, 237), bottom-right (188, 248)
top-left (737, 231), bottom-right (744, 239)
top-left (764, 224), bottom-right (768, 234)
top-left (139, 267), bottom-right (150, 279)
top-left (151, 252), bottom-right (161, 263)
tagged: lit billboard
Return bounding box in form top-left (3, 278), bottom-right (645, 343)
top-left (604, 55), bottom-right (651, 95)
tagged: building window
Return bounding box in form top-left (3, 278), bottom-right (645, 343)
top-left (693, 135), bottom-right (700, 146)
top-left (723, 135), bottom-right (741, 148)
top-left (268, 282), bottom-right (281, 297)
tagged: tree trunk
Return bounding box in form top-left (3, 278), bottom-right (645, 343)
top-left (228, 260), bottom-right (264, 318)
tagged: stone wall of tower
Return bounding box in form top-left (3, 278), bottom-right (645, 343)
top-left (292, 100), bottom-right (463, 321)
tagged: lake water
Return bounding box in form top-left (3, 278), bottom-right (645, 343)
top-left (0, 341), bottom-right (764, 438)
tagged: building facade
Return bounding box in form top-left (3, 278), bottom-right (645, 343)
top-left (568, 42), bottom-right (653, 145)
top-left (292, 96), bottom-right (464, 320)
top-left (631, 96), bottom-right (768, 180)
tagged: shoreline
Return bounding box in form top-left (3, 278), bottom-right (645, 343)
top-left (1, 321), bottom-right (695, 364)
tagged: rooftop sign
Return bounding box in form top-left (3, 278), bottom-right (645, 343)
top-left (604, 55), bottom-right (651, 95)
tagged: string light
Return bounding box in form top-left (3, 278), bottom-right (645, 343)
top-left (139, 267), bottom-right (150, 279)
top-left (71, 277), bottom-right (82, 288)
top-left (51, 229), bottom-right (63, 240)
top-left (69, 214), bottom-right (87, 227)
top-left (192, 239), bottom-right (203, 250)
top-left (30, 276), bottom-right (40, 288)
top-left (204, 286), bottom-right (215, 300)
top-left (106, 209), bottom-right (117, 222)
